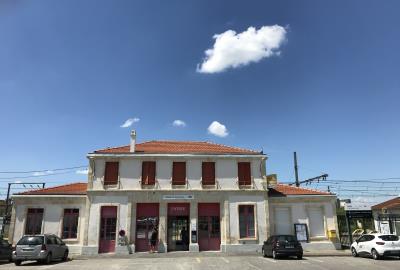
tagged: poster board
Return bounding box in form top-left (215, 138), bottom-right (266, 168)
top-left (294, 223), bottom-right (309, 242)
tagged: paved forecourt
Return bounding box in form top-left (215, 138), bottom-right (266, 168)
top-left (0, 255), bottom-right (399, 270)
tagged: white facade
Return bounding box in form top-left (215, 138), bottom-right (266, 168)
top-left (9, 138), bottom-right (340, 254)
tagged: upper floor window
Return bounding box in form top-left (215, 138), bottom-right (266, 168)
top-left (172, 162), bottom-right (186, 185)
top-left (202, 162), bottom-right (215, 185)
top-left (238, 162), bottom-right (251, 186)
top-left (239, 205), bottom-right (255, 239)
top-left (142, 161), bottom-right (156, 185)
top-left (62, 209), bottom-right (79, 239)
top-left (25, 208), bottom-right (44, 235)
top-left (104, 161), bottom-right (119, 185)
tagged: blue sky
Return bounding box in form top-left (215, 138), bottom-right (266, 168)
top-left (0, 0), bottom-right (399, 204)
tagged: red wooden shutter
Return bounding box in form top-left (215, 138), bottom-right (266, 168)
top-left (104, 162), bottom-right (119, 185)
top-left (172, 162), bottom-right (186, 185)
top-left (202, 162), bottom-right (215, 185)
top-left (238, 162), bottom-right (251, 185)
top-left (142, 161), bottom-right (156, 185)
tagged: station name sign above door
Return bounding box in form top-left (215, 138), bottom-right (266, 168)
top-left (162, 194), bottom-right (194, 200)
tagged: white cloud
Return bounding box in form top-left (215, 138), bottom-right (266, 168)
top-left (120, 117), bottom-right (140, 128)
top-left (32, 170), bottom-right (54, 176)
top-left (76, 169), bottom-right (89, 175)
top-left (207, 121), bottom-right (229, 137)
top-left (172, 120), bottom-right (186, 127)
top-left (197, 25), bottom-right (287, 73)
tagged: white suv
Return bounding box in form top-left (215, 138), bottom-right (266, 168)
top-left (351, 233), bottom-right (400, 260)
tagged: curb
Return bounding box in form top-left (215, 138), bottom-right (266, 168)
top-left (71, 251), bottom-right (351, 260)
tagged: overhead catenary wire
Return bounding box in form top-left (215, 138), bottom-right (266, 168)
top-left (0, 165), bottom-right (87, 174)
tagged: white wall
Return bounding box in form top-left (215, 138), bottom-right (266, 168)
top-left (269, 197), bottom-right (337, 240)
top-left (12, 197), bottom-right (86, 253)
top-left (87, 195), bottom-right (129, 246)
top-left (91, 157), bottom-right (266, 191)
top-left (228, 195), bottom-right (267, 244)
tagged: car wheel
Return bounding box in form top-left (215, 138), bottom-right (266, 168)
top-left (45, 253), bottom-right (52, 265)
top-left (371, 249), bottom-right (380, 260)
top-left (14, 260), bottom-right (21, 266)
top-left (297, 255), bottom-right (303, 260)
top-left (351, 247), bottom-right (358, 257)
top-left (62, 250), bottom-right (69, 262)
top-left (272, 250), bottom-right (278, 260)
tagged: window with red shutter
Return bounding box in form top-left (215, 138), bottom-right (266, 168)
top-left (172, 162), bottom-right (186, 185)
top-left (202, 162), bottom-right (215, 185)
top-left (238, 162), bottom-right (251, 186)
top-left (104, 162), bottom-right (119, 185)
top-left (142, 161), bottom-right (156, 185)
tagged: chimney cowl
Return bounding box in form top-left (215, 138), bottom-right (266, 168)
top-left (130, 130), bottom-right (136, 152)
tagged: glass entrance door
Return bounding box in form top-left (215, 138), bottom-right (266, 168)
top-left (167, 216), bottom-right (189, 251)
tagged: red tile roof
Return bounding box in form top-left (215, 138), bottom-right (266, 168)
top-left (17, 182), bottom-right (87, 195)
top-left (93, 141), bottom-right (261, 155)
top-left (269, 184), bottom-right (333, 196)
top-left (371, 197), bottom-right (400, 210)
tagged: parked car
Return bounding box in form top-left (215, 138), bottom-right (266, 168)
top-left (262, 235), bottom-right (303, 259)
top-left (0, 239), bottom-right (12, 262)
top-left (13, 234), bottom-right (69, 266)
top-left (351, 233), bottom-right (400, 260)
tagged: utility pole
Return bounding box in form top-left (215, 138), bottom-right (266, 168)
top-left (290, 152), bottom-right (329, 187)
top-left (1, 182), bottom-right (46, 237)
top-left (294, 152), bottom-right (300, 187)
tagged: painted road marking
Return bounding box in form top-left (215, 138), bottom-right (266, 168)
top-left (308, 257), bottom-right (324, 263)
top-left (247, 262), bottom-right (262, 270)
top-left (221, 257), bottom-right (230, 263)
top-left (258, 257), bottom-right (277, 263)
top-left (196, 257), bottom-right (201, 263)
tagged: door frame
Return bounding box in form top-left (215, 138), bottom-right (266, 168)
top-left (98, 205), bottom-right (118, 254)
top-left (167, 203), bottom-right (190, 252)
top-left (198, 203), bottom-right (221, 251)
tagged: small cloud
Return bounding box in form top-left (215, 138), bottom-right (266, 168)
top-left (197, 25), bottom-right (287, 73)
top-left (76, 169), bottom-right (89, 175)
top-left (14, 180), bottom-right (22, 184)
top-left (32, 170), bottom-right (54, 176)
top-left (207, 121), bottom-right (228, 137)
top-left (172, 120), bottom-right (186, 127)
top-left (120, 117), bottom-right (140, 128)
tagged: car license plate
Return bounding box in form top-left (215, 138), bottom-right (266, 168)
top-left (285, 245), bottom-right (294, 249)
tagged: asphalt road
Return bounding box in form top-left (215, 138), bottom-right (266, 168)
top-left (0, 255), bottom-right (399, 270)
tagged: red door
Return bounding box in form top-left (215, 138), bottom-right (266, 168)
top-left (99, 206), bottom-right (117, 253)
top-left (135, 203), bottom-right (159, 252)
top-left (198, 203), bottom-right (220, 251)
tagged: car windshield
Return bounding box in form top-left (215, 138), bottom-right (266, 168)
top-left (17, 236), bottom-right (44, 245)
top-left (276, 235), bottom-right (297, 242)
top-left (378, 235), bottom-right (399, 241)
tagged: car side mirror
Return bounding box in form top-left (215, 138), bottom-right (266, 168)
top-left (60, 242), bottom-right (66, 246)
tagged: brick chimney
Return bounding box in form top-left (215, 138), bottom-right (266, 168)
top-left (130, 130), bottom-right (136, 152)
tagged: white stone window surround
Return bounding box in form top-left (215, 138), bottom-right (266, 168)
top-left (306, 205), bottom-right (327, 239)
top-left (22, 206), bottom-right (45, 236)
top-left (102, 159), bottom-right (121, 190)
top-left (171, 160), bottom-right (188, 189)
top-left (59, 206), bottom-right (83, 243)
top-left (236, 160), bottom-right (255, 189)
top-left (237, 203), bottom-right (258, 241)
top-left (273, 206), bottom-right (293, 235)
top-left (139, 160), bottom-right (158, 187)
top-left (200, 160), bottom-right (218, 188)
